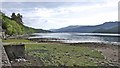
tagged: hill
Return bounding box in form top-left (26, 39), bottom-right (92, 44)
top-left (93, 25), bottom-right (120, 33)
top-left (1, 12), bottom-right (51, 36)
top-left (51, 21), bottom-right (120, 34)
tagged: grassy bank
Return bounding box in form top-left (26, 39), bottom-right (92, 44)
top-left (2, 39), bottom-right (33, 43)
top-left (25, 43), bottom-right (105, 66)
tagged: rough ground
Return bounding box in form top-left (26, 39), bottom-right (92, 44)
top-left (1, 42), bottom-right (120, 67)
top-left (11, 55), bottom-right (43, 66)
top-left (73, 43), bottom-right (120, 66)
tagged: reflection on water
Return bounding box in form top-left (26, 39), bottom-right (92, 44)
top-left (29, 33), bottom-right (120, 43)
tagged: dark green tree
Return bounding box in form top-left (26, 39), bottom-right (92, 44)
top-left (17, 13), bottom-right (23, 24)
top-left (11, 13), bottom-right (23, 24)
top-left (11, 13), bottom-right (17, 21)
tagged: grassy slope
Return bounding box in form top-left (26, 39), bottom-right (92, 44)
top-left (2, 14), bottom-right (35, 35)
top-left (1, 12), bottom-right (51, 36)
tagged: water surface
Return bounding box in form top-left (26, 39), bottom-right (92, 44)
top-left (29, 33), bottom-right (120, 44)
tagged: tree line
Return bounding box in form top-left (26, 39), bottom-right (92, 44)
top-left (11, 13), bottom-right (23, 24)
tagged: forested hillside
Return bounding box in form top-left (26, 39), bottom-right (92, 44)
top-left (1, 12), bottom-right (50, 36)
top-left (52, 21), bottom-right (119, 34)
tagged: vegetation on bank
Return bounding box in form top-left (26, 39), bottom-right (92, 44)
top-left (2, 39), bottom-right (33, 43)
top-left (1, 12), bottom-right (35, 35)
top-left (1, 12), bottom-right (51, 36)
top-left (26, 43), bottom-right (105, 66)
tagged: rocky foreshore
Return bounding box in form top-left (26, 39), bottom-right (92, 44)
top-left (28, 37), bottom-right (120, 45)
top-left (65, 43), bottom-right (119, 66)
top-left (2, 37), bottom-right (120, 67)
top-left (27, 37), bottom-right (120, 66)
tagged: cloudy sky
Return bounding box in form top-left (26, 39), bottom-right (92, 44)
top-left (1, 0), bottom-right (119, 30)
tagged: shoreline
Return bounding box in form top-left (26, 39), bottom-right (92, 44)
top-left (2, 38), bottom-right (120, 66)
top-left (28, 37), bottom-right (120, 46)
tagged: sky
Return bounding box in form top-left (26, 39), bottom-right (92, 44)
top-left (1, 0), bottom-right (119, 30)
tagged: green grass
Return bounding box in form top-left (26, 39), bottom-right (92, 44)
top-left (2, 39), bottom-right (106, 66)
top-left (2, 39), bottom-right (33, 43)
top-left (25, 43), bottom-right (105, 66)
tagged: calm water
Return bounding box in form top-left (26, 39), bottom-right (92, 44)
top-left (29, 33), bottom-right (120, 44)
